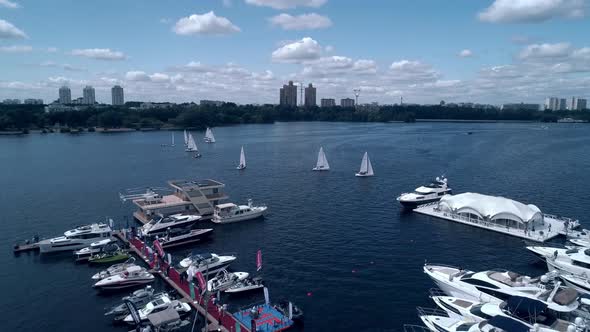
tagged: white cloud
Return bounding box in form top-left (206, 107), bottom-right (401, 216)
top-left (149, 73), bottom-right (170, 83)
top-left (352, 59), bottom-right (377, 74)
top-left (46, 47), bottom-right (58, 53)
top-left (0, 45), bottom-right (31, 53)
top-left (271, 37), bottom-right (322, 63)
top-left (269, 13), bottom-right (332, 30)
top-left (519, 42), bottom-right (571, 59)
top-left (458, 49), bottom-right (473, 57)
top-left (0, 19), bottom-right (27, 39)
top-left (125, 71), bottom-right (150, 81)
top-left (389, 60), bottom-right (440, 82)
top-left (0, 0), bottom-right (19, 9)
top-left (478, 0), bottom-right (585, 23)
top-left (71, 48), bottom-right (127, 60)
top-left (245, 0), bottom-right (327, 9)
top-left (173, 11), bottom-right (240, 36)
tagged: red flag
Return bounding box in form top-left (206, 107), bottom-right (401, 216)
top-left (256, 249), bottom-right (262, 272)
top-left (153, 239), bottom-right (165, 257)
top-left (196, 271), bottom-right (206, 290)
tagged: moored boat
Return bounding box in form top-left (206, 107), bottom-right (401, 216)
top-left (397, 176), bottom-right (451, 208)
top-left (178, 252), bottom-right (236, 276)
top-left (225, 277), bottom-right (264, 294)
top-left (157, 228), bottom-right (213, 249)
top-left (141, 213), bottom-right (201, 236)
top-left (92, 257), bottom-right (137, 280)
top-left (207, 270), bottom-right (250, 292)
top-left (38, 223), bottom-right (112, 253)
top-left (73, 238), bottom-right (114, 261)
top-left (212, 199), bottom-right (267, 224)
top-left (88, 244), bottom-right (130, 264)
top-left (94, 265), bottom-right (154, 290)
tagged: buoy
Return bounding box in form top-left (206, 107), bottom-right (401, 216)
top-left (307, 292), bottom-right (312, 297)
top-left (352, 269), bottom-right (356, 273)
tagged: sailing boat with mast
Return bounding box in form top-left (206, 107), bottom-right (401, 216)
top-left (237, 146), bottom-right (246, 170)
top-left (355, 152), bottom-right (374, 177)
top-left (171, 133), bottom-right (175, 147)
top-left (312, 147), bottom-right (330, 171)
top-left (204, 128), bottom-right (216, 143)
top-left (183, 130), bottom-right (188, 146)
top-left (185, 134), bottom-right (201, 157)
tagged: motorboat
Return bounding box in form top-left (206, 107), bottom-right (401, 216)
top-left (141, 214), bottom-right (201, 236)
top-left (570, 238), bottom-right (590, 248)
top-left (178, 252), bottom-right (236, 276)
top-left (312, 146), bottom-right (330, 171)
top-left (206, 270), bottom-right (249, 292)
top-left (204, 127), bottom-right (215, 143)
top-left (528, 246), bottom-right (590, 277)
top-left (92, 257), bottom-right (137, 280)
top-left (38, 223), bottom-right (112, 253)
top-left (212, 199), bottom-right (267, 224)
top-left (397, 176), bottom-right (451, 208)
top-left (139, 308), bottom-right (190, 332)
top-left (73, 238), bottom-right (114, 261)
top-left (419, 311), bottom-right (540, 332)
top-left (561, 274), bottom-right (590, 295)
top-left (88, 244), bottom-right (130, 264)
top-left (105, 286), bottom-right (161, 316)
top-left (423, 264), bottom-right (580, 313)
top-left (237, 146), bottom-right (246, 170)
top-left (157, 228), bottom-right (213, 249)
top-left (123, 296), bottom-right (191, 324)
top-left (94, 265), bottom-right (154, 290)
top-left (225, 277), bottom-right (264, 294)
top-left (355, 152), bottom-right (374, 177)
top-left (273, 300), bottom-right (304, 323)
top-left (110, 292), bottom-right (170, 323)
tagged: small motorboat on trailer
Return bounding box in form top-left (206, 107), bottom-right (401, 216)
top-left (397, 176), bottom-right (451, 208)
top-left (206, 270), bottom-right (249, 292)
top-left (38, 223), bottom-right (112, 253)
top-left (177, 252), bottom-right (236, 275)
top-left (92, 257), bottom-right (137, 280)
top-left (73, 238), bottom-right (114, 261)
top-left (94, 265), bottom-right (154, 290)
top-left (88, 244), bottom-right (130, 264)
top-left (156, 228), bottom-right (213, 249)
top-left (212, 199), bottom-right (267, 224)
top-left (224, 277), bottom-right (264, 294)
top-left (123, 296), bottom-right (191, 324)
top-left (141, 214), bottom-right (201, 236)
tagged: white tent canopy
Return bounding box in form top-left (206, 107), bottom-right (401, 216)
top-left (438, 192), bottom-right (543, 224)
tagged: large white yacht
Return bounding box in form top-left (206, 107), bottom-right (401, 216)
top-left (527, 246), bottom-right (590, 277)
top-left (397, 176), bottom-right (451, 208)
top-left (212, 199), bottom-right (267, 224)
top-left (93, 265), bottom-right (154, 290)
top-left (38, 223), bottom-right (112, 253)
top-left (178, 252), bottom-right (237, 276)
top-left (423, 264), bottom-right (580, 313)
top-left (141, 214), bottom-right (201, 236)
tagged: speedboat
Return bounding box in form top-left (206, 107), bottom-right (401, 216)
top-left (157, 228), bottom-right (213, 249)
top-left (73, 238), bottom-right (114, 261)
top-left (423, 264), bottom-right (580, 313)
top-left (92, 257), bottom-right (137, 280)
top-left (225, 277), bottom-right (264, 294)
top-left (528, 246), bottom-right (590, 277)
top-left (206, 270), bottom-right (249, 292)
top-left (88, 244), bottom-right (130, 264)
top-left (123, 296), bottom-right (191, 324)
top-left (561, 274), bottom-right (590, 295)
top-left (105, 286), bottom-right (159, 316)
top-left (141, 214), bottom-right (201, 236)
top-left (397, 176), bottom-right (451, 208)
top-left (178, 252), bottom-right (236, 276)
top-left (38, 223), bottom-right (112, 253)
top-left (212, 199), bottom-right (267, 224)
top-left (94, 265), bottom-right (154, 290)
top-left (110, 292), bottom-right (170, 323)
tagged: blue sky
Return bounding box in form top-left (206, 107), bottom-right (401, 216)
top-left (1, 0), bottom-right (589, 104)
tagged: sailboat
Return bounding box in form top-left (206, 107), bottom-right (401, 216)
top-left (171, 133), bottom-right (175, 147)
top-left (312, 147), bottom-right (330, 171)
top-left (355, 152), bottom-right (374, 177)
top-left (186, 134), bottom-right (200, 158)
top-left (237, 146), bottom-right (246, 170)
top-left (183, 130), bottom-right (188, 146)
top-left (204, 128), bottom-right (216, 143)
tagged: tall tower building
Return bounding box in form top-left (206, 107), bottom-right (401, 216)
top-left (111, 85), bottom-right (124, 106)
top-left (304, 83), bottom-right (317, 107)
top-left (559, 98), bottom-right (567, 111)
top-left (59, 86), bottom-right (71, 104)
top-left (279, 81), bottom-right (297, 106)
top-left (544, 97), bottom-right (559, 111)
top-left (83, 86), bottom-right (96, 105)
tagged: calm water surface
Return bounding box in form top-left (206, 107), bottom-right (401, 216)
top-left (1, 122), bottom-right (589, 331)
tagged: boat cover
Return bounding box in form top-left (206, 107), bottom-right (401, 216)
top-left (505, 296), bottom-right (547, 319)
top-left (487, 316), bottom-right (530, 332)
top-left (147, 308), bottom-right (180, 326)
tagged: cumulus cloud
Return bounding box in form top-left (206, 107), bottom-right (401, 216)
top-left (519, 42), bottom-right (571, 59)
top-left (478, 0), bottom-right (585, 23)
top-left (0, 19), bottom-right (27, 39)
top-left (269, 13), bottom-right (332, 30)
top-left (458, 49), bottom-right (473, 57)
top-left (0, 0), bottom-right (19, 9)
top-left (173, 11), bottom-right (240, 36)
top-left (301, 56), bottom-right (377, 77)
top-left (389, 60), bottom-right (440, 83)
top-left (71, 48), bottom-right (127, 60)
top-left (0, 45), bottom-right (32, 53)
top-left (149, 73), bottom-right (170, 83)
top-left (245, 0), bottom-right (327, 9)
top-left (271, 37), bottom-right (322, 63)
top-left (125, 71), bottom-right (150, 81)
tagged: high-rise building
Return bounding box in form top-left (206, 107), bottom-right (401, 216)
top-left (279, 81), bottom-right (297, 106)
top-left (571, 97), bottom-right (588, 111)
top-left (83, 86), bottom-right (96, 105)
top-left (24, 98), bottom-right (43, 105)
top-left (341, 98), bottom-right (355, 108)
top-left (559, 98), bottom-right (567, 111)
top-left (111, 85), bottom-right (124, 106)
top-left (59, 86), bottom-right (71, 104)
top-left (304, 83), bottom-right (316, 107)
top-left (321, 98), bottom-right (336, 107)
top-left (544, 97), bottom-right (559, 111)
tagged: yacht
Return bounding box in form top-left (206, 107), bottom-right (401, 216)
top-left (355, 152), bottom-right (374, 177)
top-left (419, 312), bottom-right (559, 332)
top-left (73, 238), bottom-right (114, 261)
top-left (110, 292), bottom-right (170, 323)
top-left (157, 228), bottom-right (213, 249)
top-left (178, 252), bottom-right (236, 275)
top-left (397, 176), bottom-right (451, 208)
top-left (206, 270), bottom-right (250, 292)
top-left (212, 199), bottom-right (267, 224)
top-left (38, 223), bottom-right (112, 253)
top-left (423, 264), bottom-right (580, 313)
top-left (94, 265), bottom-right (154, 290)
top-left (141, 214), bottom-right (201, 236)
top-left (123, 295), bottom-right (191, 324)
top-left (561, 274), bottom-right (590, 295)
top-left (92, 257), bottom-right (137, 280)
top-left (105, 286), bottom-right (159, 316)
top-left (225, 277), bottom-right (265, 294)
top-left (528, 246), bottom-right (590, 277)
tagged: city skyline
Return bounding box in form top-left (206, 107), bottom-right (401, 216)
top-left (1, 0), bottom-right (589, 105)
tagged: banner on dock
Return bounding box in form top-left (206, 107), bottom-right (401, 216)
top-left (256, 249), bottom-right (262, 271)
top-left (196, 271), bottom-right (206, 290)
top-left (153, 239), bottom-right (165, 257)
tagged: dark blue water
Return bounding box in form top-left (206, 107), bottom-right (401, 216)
top-left (2, 122), bottom-right (590, 331)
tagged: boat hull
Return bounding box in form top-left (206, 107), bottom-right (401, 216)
top-left (160, 229), bottom-right (213, 249)
top-left (398, 197), bottom-right (442, 209)
top-left (95, 279), bottom-right (154, 290)
top-left (212, 210), bottom-right (266, 224)
top-left (89, 254), bottom-right (130, 264)
top-left (39, 239), bottom-right (97, 253)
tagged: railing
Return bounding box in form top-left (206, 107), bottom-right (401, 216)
top-left (416, 306), bottom-right (448, 317)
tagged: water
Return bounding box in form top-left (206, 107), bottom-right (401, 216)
top-left (1, 122), bottom-right (589, 331)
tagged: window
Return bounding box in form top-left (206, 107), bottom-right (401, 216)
top-left (462, 278), bottom-right (499, 289)
top-left (475, 287), bottom-right (511, 301)
top-left (572, 260), bottom-right (590, 269)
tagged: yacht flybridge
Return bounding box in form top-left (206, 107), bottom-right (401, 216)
top-left (212, 199), bottom-right (267, 224)
top-left (38, 223), bottom-right (112, 253)
top-left (397, 176), bottom-right (451, 208)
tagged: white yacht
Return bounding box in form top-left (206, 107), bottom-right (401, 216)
top-left (92, 257), bottom-right (137, 280)
top-left (561, 274), bottom-right (590, 295)
top-left (141, 214), bottom-right (201, 236)
top-left (355, 152), bottom-right (374, 177)
top-left (93, 265), bottom-right (154, 290)
top-left (528, 246), bottom-right (590, 277)
top-left (237, 146), bottom-right (246, 170)
top-left (123, 295), bottom-right (191, 324)
top-left (178, 252), bottom-right (237, 276)
top-left (397, 176), bottom-right (451, 208)
top-left (225, 277), bottom-right (264, 294)
top-left (73, 238), bottom-right (114, 261)
top-left (206, 270), bottom-right (249, 292)
top-left (570, 238), bottom-right (590, 248)
top-left (312, 146), bottom-right (330, 171)
top-left (204, 127), bottom-right (215, 143)
top-left (212, 199), bottom-right (267, 224)
top-left (423, 264), bottom-right (580, 313)
top-left (38, 223), bottom-right (112, 253)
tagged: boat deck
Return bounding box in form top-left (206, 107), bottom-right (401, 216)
top-left (13, 242), bottom-right (39, 253)
top-left (413, 203), bottom-right (576, 242)
top-left (233, 304), bottom-right (294, 332)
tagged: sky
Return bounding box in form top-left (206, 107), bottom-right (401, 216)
top-left (0, 0), bottom-right (589, 105)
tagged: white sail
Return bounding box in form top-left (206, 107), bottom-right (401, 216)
top-left (356, 152), bottom-right (374, 176)
top-left (183, 130), bottom-right (188, 146)
top-left (237, 146), bottom-right (246, 169)
top-left (367, 155), bottom-right (374, 176)
top-left (314, 147), bottom-right (330, 170)
top-left (186, 134), bottom-right (198, 152)
top-left (171, 133), bottom-right (175, 146)
top-left (205, 128), bottom-right (216, 143)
